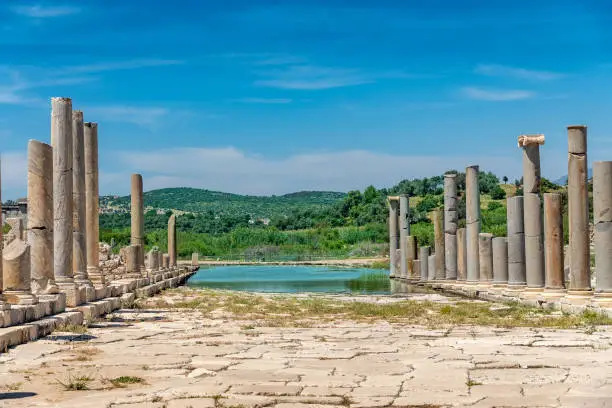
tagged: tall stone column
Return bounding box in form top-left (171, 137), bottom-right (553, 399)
top-left (419, 246), bottom-right (430, 281)
top-left (478, 233), bottom-right (493, 284)
top-left (507, 196), bottom-right (526, 288)
top-left (72, 111), bottom-right (92, 297)
top-left (457, 228), bottom-right (467, 281)
top-left (566, 125), bottom-right (591, 301)
top-left (3, 236), bottom-right (37, 305)
top-left (28, 140), bottom-right (59, 295)
top-left (84, 122), bottom-right (104, 286)
top-left (466, 165), bottom-right (480, 283)
top-left (168, 214), bottom-right (177, 268)
top-left (593, 161), bottom-right (612, 305)
top-left (432, 208), bottom-right (445, 280)
top-left (543, 193), bottom-right (565, 299)
top-left (388, 197), bottom-right (399, 278)
top-left (519, 134), bottom-right (545, 295)
top-left (407, 236), bottom-right (418, 280)
top-left (131, 174), bottom-right (145, 272)
top-left (444, 174), bottom-right (458, 279)
top-left (399, 195), bottom-right (409, 279)
top-left (492, 237), bottom-right (508, 286)
top-left (52, 97), bottom-right (79, 306)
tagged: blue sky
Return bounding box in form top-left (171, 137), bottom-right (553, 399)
top-left (1, 0), bottom-right (612, 198)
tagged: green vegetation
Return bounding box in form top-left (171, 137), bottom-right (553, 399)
top-left (109, 376), bottom-right (145, 388)
top-left (145, 289), bottom-right (612, 329)
top-left (97, 170), bottom-right (565, 260)
top-left (57, 373), bottom-right (92, 391)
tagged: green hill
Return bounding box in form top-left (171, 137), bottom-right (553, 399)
top-left (100, 187), bottom-right (346, 219)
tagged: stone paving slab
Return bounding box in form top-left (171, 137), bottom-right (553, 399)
top-left (1, 294), bottom-right (612, 407)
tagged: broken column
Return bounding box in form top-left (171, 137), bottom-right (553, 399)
top-left (3, 236), bottom-right (37, 305)
top-left (399, 195), bottom-right (409, 279)
top-left (126, 245), bottom-right (140, 276)
top-left (84, 122), bottom-right (104, 287)
top-left (466, 165), bottom-right (480, 283)
top-left (457, 228), bottom-right (467, 281)
top-left (6, 218), bottom-right (25, 241)
top-left (147, 249), bottom-right (159, 271)
top-left (507, 196), bottom-right (526, 289)
top-left (407, 236), bottom-right (418, 280)
top-left (518, 134), bottom-right (545, 295)
top-left (388, 197), bottom-right (399, 278)
top-left (566, 125), bottom-right (592, 300)
top-left (131, 174), bottom-right (145, 273)
top-left (192, 252), bottom-right (199, 267)
top-left (492, 237), bottom-right (508, 286)
top-left (28, 140), bottom-right (59, 295)
top-left (168, 214), bottom-right (177, 268)
top-left (419, 246), bottom-right (430, 281)
top-left (433, 208), bottom-right (445, 280)
top-left (478, 233), bottom-right (493, 284)
top-left (593, 161), bottom-right (612, 305)
top-left (52, 97), bottom-right (79, 306)
top-left (72, 111), bottom-right (93, 298)
top-left (444, 174), bottom-right (458, 280)
top-left (427, 254), bottom-right (436, 281)
top-left (163, 254), bottom-right (170, 270)
top-left (543, 193), bottom-right (565, 299)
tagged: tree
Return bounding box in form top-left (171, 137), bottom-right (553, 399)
top-left (503, 176), bottom-right (508, 184)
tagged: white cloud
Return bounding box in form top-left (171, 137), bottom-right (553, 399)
top-left (101, 147), bottom-right (525, 196)
top-left (462, 87), bottom-right (535, 101)
top-left (86, 106), bottom-right (168, 127)
top-left (232, 98), bottom-right (293, 104)
top-left (255, 65), bottom-right (374, 90)
top-left (11, 5), bottom-right (80, 18)
top-left (474, 64), bottom-right (565, 81)
top-left (60, 59), bottom-right (183, 75)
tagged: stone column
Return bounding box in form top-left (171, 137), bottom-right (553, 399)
top-left (507, 196), bottom-right (526, 288)
top-left (6, 218), bottom-right (25, 241)
top-left (444, 174), bottom-right (458, 280)
top-left (3, 237), bottom-right (37, 305)
top-left (388, 197), bottom-right (399, 278)
top-left (28, 140), bottom-right (59, 295)
top-left (52, 97), bottom-right (79, 306)
top-left (478, 233), bottom-right (493, 284)
top-left (192, 252), bottom-right (199, 267)
top-left (593, 161), bottom-right (612, 305)
top-left (543, 193), bottom-right (565, 299)
top-left (566, 125), bottom-right (591, 300)
top-left (519, 134), bottom-right (545, 295)
top-left (399, 195), bottom-right (409, 280)
top-left (432, 209), bottom-right (445, 280)
top-left (492, 237), bottom-right (508, 286)
top-left (147, 249), bottom-right (159, 271)
top-left (72, 111), bottom-right (92, 296)
top-left (157, 252), bottom-right (164, 271)
top-left (163, 254), bottom-right (170, 270)
top-left (84, 122), bottom-right (104, 287)
top-left (457, 228), bottom-right (467, 281)
top-left (466, 165), bottom-right (481, 283)
top-left (131, 174), bottom-right (145, 272)
top-left (427, 255), bottom-right (436, 281)
top-left (168, 214), bottom-right (177, 268)
top-left (126, 245), bottom-right (139, 275)
top-left (419, 246), bottom-right (430, 281)
top-left (407, 236), bottom-right (418, 280)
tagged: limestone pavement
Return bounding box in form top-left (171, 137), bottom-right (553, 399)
top-left (1, 291), bottom-right (611, 407)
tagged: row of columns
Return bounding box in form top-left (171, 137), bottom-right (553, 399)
top-left (0, 97), bottom-right (183, 310)
top-left (389, 125), bottom-right (612, 307)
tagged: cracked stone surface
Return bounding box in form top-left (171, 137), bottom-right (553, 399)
top-left (1, 295), bottom-right (612, 407)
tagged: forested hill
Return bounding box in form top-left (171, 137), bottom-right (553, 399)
top-left (100, 187), bottom-right (346, 218)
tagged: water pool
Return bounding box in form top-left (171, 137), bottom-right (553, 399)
top-left (186, 265), bottom-right (392, 294)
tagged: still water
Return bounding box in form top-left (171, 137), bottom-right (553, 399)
top-left (186, 265), bottom-right (393, 294)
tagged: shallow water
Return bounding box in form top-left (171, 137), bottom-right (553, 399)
top-left (186, 265), bottom-right (393, 294)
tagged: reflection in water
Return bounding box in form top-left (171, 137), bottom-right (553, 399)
top-left (186, 265), bottom-right (392, 294)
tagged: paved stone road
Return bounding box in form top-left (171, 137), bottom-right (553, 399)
top-left (1, 299), bottom-right (612, 407)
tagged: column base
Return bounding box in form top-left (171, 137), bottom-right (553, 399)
top-left (57, 281), bottom-right (82, 307)
top-left (87, 266), bottom-right (106, 287)
top-left (520, 287), bottom-right (544, 300)
top-left (540, 288), bottom-right (566, 301)
top-left (502, 284), bottom-right (526, 298)
top-left (3, 291), bottom-right (38, 306)
top-left (563, 290), bottom-right (593, 306)
top-left (592, 292), bottom-right (612, 308)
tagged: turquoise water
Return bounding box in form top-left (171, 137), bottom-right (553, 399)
top-left (186, 265), bottom-right (391, 294)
